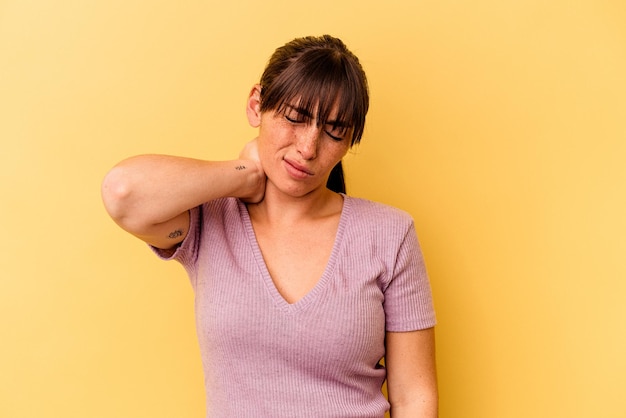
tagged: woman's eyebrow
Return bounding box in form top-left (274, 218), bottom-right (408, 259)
top-left (284, 103), bottom-right (351, 127)
top-left (326, 119), bottom-right (351, 127)
top-left (284, 104), bottom-right (313, 118)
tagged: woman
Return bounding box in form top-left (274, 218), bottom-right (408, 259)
top-left (102, 35), bottom-right (437, 417)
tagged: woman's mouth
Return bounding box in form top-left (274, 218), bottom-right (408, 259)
top-left (284, 158), bottom-right (313, 179)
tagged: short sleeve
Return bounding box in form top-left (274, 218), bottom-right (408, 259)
top-left (383, 222), bottom-right (436, 332)
top-left (150, 205), bottom-right (202, 279)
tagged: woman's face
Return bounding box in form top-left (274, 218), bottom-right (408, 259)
top-left (253, 97), bottom-right (352, 198)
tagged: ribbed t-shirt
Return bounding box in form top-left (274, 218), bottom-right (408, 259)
top-left (153, 195), bottom-right (436, 417)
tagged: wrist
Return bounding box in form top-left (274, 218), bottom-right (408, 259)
top-left (231, 159), bottom-right (265, 202)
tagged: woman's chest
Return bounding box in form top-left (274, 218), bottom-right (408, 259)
top-left (194, 250), bottom-right (388, 367)
top-left (251, 212), bottom-right (342, 304)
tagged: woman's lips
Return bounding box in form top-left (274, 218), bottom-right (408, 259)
top-left (284, 158), bottom-right (313, 179)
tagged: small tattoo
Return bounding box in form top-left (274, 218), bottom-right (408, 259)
top-left (168, 229), bottom-right (183, 239)
top-left (235, 165), bottom-right (246, 170)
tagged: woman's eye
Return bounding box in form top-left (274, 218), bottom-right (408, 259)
top-left (285, 115), bottom-right (305, 124)
top-left (325, 126), bottom-right (348, 141)
top-left (325, 130), bottom-right (344, 141)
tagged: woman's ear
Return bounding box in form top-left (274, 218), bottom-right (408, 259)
top-left (246, 84), bottom-right (262, 127)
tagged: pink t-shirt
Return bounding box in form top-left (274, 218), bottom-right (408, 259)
top-left (153, 195), bottom-right (435, 417)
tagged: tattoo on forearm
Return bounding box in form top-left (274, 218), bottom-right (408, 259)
top-left (168, 229), bottom-right (183, 239)
top-left (235, 165), bottom-right (246, 170)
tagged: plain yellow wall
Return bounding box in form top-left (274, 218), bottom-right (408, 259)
top-left (1, 1), bottom-right (625, 417)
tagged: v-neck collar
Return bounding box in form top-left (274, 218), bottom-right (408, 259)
top-left (237, 195), bottom-right (351, 313)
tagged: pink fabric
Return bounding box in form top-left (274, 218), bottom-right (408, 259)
top-left (153, 196), bottom-right (435, 417)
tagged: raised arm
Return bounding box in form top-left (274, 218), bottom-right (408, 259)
top-left (101, 140), bottom-right (265, 249)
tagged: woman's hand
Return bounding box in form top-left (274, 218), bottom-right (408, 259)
top-left (238, 138), bottom-right (266, 203)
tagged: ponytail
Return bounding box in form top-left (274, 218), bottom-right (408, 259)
top-left (326, 161), bottom-right (346, 194)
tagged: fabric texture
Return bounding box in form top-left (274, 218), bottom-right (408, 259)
top-left (152, 195), bottom-right (436, 417)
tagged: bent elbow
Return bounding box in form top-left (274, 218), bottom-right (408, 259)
top-left (101, 166), bottom-right (133, 224)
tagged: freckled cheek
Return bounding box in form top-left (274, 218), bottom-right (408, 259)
top-left (256, 134), bottom-right (288, 171)
top-left (260, 124), bottom-right (295, 148)
top-left (320, 145), bottom-right (349, 171)
top-left (332, 142), bottom-right (350, 160)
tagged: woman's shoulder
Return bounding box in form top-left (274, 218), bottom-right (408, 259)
top-left (192, 197), bottom-right (248, 231)
top-left (198, 196), bottom-right (242, 215)
top-left (344, 195), bottom-right (414, 228)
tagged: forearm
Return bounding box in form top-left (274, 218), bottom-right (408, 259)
top-left (386, 328), bottom-right (438, 418)
top-left (390, 397), bottom-right (438, 418)
top-left (101, 154), bottom-right (263, 231)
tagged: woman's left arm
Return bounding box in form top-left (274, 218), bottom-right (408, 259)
top-left (386, 327), bottom-right (438, 418)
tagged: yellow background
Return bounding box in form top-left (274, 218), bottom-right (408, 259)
top-left (1, 1), bottom-right (625, 417)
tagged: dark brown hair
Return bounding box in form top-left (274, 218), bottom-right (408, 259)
top-left (259, 35), bottom-right (369, 193)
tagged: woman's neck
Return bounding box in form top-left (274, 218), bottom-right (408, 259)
top-left (247, 183), bottom-right (343, 226)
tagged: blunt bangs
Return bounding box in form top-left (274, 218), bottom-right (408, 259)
top-left (260, 47), bottom-right (369, 145)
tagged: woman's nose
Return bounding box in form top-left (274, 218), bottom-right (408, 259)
top-left (296, 126), bottom-right (320, 160)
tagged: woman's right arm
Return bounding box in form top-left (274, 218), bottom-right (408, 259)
top-left (101, 147), bottom-right (265, 249)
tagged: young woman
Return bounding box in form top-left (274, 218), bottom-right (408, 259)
top-left (102, 35), bottom-right (437, 417)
